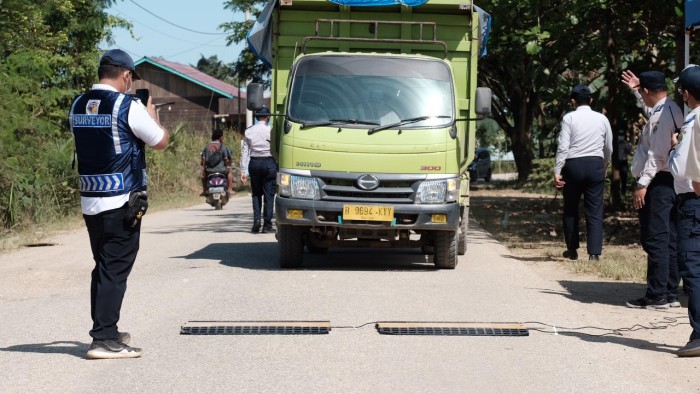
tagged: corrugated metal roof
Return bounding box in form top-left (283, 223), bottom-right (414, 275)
top-left (134, 57), bottom-right (245, 99)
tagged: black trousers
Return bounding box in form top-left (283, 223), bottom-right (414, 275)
top-left (83, 204), bottom-right (141, 340)
top-left (561, 157), bottom-right (605, 255)
top-left (638, 171), bottom-right (678, 299)
top-left (678, 194), bottom-right (700, 340)
top-left (249, 156), bottom-right (277, 225)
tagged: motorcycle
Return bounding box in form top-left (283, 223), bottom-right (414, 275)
top-left (205, 172), bottom-right (229, 210)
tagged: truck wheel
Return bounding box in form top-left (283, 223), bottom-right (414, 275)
top-left (433, 230), bottom-right (458, 269)
top-left (458, 207), bottom-right (468, 255)
top-left (278, 224), bottom-right (304, 268)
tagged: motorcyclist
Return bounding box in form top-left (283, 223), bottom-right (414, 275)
top-left (200, 128), bottom-right (234, 196)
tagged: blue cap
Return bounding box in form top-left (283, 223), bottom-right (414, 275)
top-left (679, 65), bottom-right (700, 93)
top-left (638, 71), bottom-right (666, 90)
top-left (571, 84), bottom-right (592, 100)
top-left (99, 49), bottom-right (141, 80)
top-left (256, 106), bottom-right (271, 116)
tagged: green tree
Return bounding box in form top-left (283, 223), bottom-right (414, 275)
top-left (0, 0), bottom-right (127, 230)
top-left (478, 0), bottom-right (684, 186)
top-left (220, 0), bottom-right (270, 85)
top-left (195, 54), bottom-right (236, 83)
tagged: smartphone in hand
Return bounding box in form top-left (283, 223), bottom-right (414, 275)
top-left (135, 88), bottom-right (149, 105)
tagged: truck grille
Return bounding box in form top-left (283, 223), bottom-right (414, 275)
top-left (316, 173), bottom-right (421, 203)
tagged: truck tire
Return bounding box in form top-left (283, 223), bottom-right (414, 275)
top-left (458, 207), bottom-right (468, 255)
top-left (433, 230), bottom-right (458, 269)
top-left (278, 224), bottom-right (304, 268)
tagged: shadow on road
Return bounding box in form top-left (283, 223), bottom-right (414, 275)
top-left (178, 241), bottom-right (439, 271)
top-left (0, 341), bottom-right (87, 358)
top-left (533, 280), bottom-right (649, 307)
top-left (555, 331), bottom-right (681, 355)
top-left (146, 210), bottom-right (254, 235)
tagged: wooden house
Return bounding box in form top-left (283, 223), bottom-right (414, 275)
top-left (132, 57), bottom-right (247, 133)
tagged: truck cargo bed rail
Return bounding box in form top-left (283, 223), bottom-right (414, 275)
top-left (301, 19), bottom-right (448, 57)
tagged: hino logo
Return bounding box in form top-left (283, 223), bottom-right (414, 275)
top-left (296, 162), bottom-right (321, 168)
top-left (356, 174), bottom-right (380, 191)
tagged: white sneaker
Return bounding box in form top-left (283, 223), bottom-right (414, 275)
top-left (87, 339), bottom-right (142, 359)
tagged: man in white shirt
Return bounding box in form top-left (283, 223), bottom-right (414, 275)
top-left (554, 85), bottom-right (613, 261)
top-left (669, 65), bottom-right (700, 357)
top-left (621, 70), bottom-right (683, 309)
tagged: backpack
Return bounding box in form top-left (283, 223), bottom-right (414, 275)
top-left (204, 142), bottom-right (225, 170)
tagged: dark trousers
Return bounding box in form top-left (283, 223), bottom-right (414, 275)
top-left (83, 204), bottom-right (141, 340)
top-left (677, 194), bottom-right (700, 340)
top-left (249, 156), bottom-right (277, 225)
top-left (638, 171), bottom-right (678, 299)
top-left (561, 157), bottom-right (605, 255)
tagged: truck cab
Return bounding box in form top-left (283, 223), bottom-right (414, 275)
top-left (246, 0), bottom-right (491, 269)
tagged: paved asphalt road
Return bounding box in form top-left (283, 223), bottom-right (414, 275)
top-left (0, 196), bottom-right (698, 393)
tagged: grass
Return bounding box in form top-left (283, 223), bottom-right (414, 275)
top-left (469, 180), bottom-right (647, 282)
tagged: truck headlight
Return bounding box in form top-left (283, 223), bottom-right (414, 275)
top-left (416, 178), bottom-right (459, 204)
top-left (278, 173), bottom-right (320, 200)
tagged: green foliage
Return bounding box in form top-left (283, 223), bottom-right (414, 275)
top-left (0, 0), bottom-right (125, 231)
top-left (478, 0), bottom-right (684, 181)
top-left (520, 159), bottom-right (556, 194)
top-left (221, 0), bottom-right (271, 85)
top-left (195, 55), bottom-right (237, 84)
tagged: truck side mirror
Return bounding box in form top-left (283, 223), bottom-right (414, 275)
top-left (246, 83), bottom-right (264, 111)
top-left (475, 87), bottom-right (492, 117)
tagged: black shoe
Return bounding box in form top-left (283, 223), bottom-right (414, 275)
top-left (117, 331), bottom-right (131, 345)
top-left (251, 221), bottom-right (261, 233)
top-left (563, 250), bottom-right (578, 260)
top-left (677, 339), bottom-right (700, 357)
top-left (86, 339), bottom-right (142, 359)
top-left (625, 296), bottom-right (669, 309)
top-left (588, 254), bottom-right (600, 261)
top-left (668, 294), bottom-right (681, 308)
top-left (261, 224), bottom-right (273, 233)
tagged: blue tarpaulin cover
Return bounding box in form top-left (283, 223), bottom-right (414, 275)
top-left (246, 0), bottom-right (276, 67)
top-left (688, 0), bottom-right (700, 29)
top-left (246, 0), bottom-right (492, 66)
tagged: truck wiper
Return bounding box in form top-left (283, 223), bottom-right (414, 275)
top-left (301, 119), bottom-right (380, 129)
top-left (367, 115), bottom-right (451, 135)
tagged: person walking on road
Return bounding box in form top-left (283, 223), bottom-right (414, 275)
top-left (554, 84), bottom-right (613, 261)
top-left (240, 106), bottom-right (277, 233)
top-left (622, 70), bottom-right (683, 309)
top-left (69, 49), bottom-right (169, 359)
top-left (669, 65), bottom-right (700, 357)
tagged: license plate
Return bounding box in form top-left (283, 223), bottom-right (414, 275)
top-left (343, 205), bottom-right (394, 221)
top-left (208, 187), bottom-right (224, 193)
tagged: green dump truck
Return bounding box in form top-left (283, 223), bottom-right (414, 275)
top-left (246, 0), bottom-right (491, 269)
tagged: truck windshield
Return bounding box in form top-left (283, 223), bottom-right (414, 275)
top-left (288, 55), bottom-right (454, 129)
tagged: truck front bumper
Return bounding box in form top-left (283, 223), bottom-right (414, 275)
top-left (275, 197), bottom-right (460, 231)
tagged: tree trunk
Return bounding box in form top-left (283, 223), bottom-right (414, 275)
top-left (507, 88), bottom-right (535, 183)
top-left (606, 1), bottom-right (622, 211)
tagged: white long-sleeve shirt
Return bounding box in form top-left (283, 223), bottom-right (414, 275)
top-left (630, 97), bottom-right (683, 186)
top-left (240, 120), bottom-right (272, 175)
top-left (554, 105), bottom-right (613, 176)
top-left (670, 107), bottom-right (700, 194)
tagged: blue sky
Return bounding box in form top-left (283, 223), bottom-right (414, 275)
top-left (104, 0), bottom-right (247, 67)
